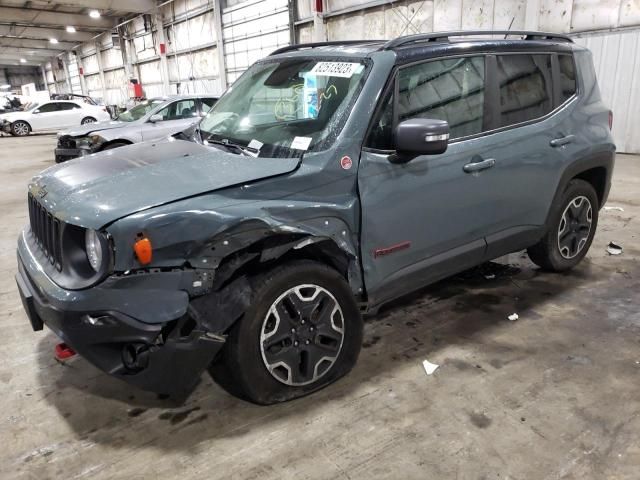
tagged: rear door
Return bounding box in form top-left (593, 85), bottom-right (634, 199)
top-left (142, 99), bottom-right (199, 140)
top-left (198, 97), bottom-right (217, 116)
top-left (61, 102), bottom-right (85, 125)
top-left (478, 53), bottom-right (571, 258)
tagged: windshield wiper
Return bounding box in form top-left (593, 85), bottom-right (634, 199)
top-left (202, 136), bottom-right (258, 157)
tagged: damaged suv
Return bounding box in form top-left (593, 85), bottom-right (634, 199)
top-left (16, 31), bottom-right (614, 404)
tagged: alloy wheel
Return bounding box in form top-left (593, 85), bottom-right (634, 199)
top-left (81, 117), bottom-right (96, 124)
top-left (557, 195), bottom-right (592, 259)
top-left (260, 284), bottom-right (345, 386)
top-left (13, 122), bottom-right (29, 136)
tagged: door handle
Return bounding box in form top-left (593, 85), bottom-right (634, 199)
top-left (550, 134), bottom-right (575, 147)
top-left (463, 158), bottom-right (495, 173)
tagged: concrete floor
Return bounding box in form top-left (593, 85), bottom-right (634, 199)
top-left (0, 134), bottom-right (638, 480)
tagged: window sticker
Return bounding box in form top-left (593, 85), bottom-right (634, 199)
top-left (310, 62), bottom-right (361, 78)
top-left (247, 139), bottom-right (263, 150)
top-left (290, 136), bottom-right (313, 150)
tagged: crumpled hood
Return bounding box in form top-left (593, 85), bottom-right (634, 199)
top-left (29, 138), bottom-right (300, 229)
top-left (60, 120), bottom-right (128, 137)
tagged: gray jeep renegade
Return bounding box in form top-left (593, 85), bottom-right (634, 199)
top-left (16, 31), bottom-right (614, 404)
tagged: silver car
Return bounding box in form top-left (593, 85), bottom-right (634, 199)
top-left (54, 94), bottom-right (217, 163)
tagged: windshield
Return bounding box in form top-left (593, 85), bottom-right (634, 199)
top-left (25, 102), bottom-right (39, 111)
top-left (199, 58), bottom-right (369, 158)
top-left (117, 99), bottom-right (165, 122)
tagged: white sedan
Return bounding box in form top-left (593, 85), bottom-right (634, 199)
top-left (0, 100), bottom-right (110, 136)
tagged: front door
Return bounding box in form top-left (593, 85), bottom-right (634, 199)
top-left (359, 55), bottom-right (498, 306)
top-left (142, 99), bottom-right (199, 140)
top-left (29, 102), bottom-right (66, 130)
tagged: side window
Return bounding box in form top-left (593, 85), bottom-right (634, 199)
top-left (156, 100), bottom-right (197, 121)
top-left (496, 54), bottom-right (553, 127)
top-left (397, 56), bottom-right (486, 139)
top-left (366, 93), bottom-right (394, 149)
top-left (558, 54), bottom-right (577, 103)
top-left (37, 102), bottom-right (62, 113)
top-left (59, 103), bottom-right (78, 111)
top-left (200, 97), bottom-right (217, 115)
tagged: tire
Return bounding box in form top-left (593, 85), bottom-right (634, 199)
top-left (101, 141), bottom-right (130, 151)
top-left (11, 121), bottom-right (30, 136)
top-left (209, 260), bottom-right (363, 405)
top-left (528, 179), bottom-right (599, 272)
top-left (81, 116), bottom-right (97, 125)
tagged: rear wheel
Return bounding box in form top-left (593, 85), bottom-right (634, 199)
top-left (528, 179), bottom-right (599, 271)
top-left (209, 260), bottom-right (363, 404)
top-left (81, 116), bottom-right (96, 125)
top-left (11, 121), bottom-right (30, 136)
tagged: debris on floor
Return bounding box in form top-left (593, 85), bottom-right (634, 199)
top-left (422, 359), bottom-right (439, 375)
top-left (604, 206), bottom-right (625, 212)
top-left (508, 313), bottom-right (519, 321)
top-left (606, 242), bottom-right (623, 255)
top-left (484, 274), bottom-right (496, 280)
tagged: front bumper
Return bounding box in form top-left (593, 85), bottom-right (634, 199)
top-left (54, 145), bottom-right (95, 162)
top-left (16, 233), bottom-right (226, 397)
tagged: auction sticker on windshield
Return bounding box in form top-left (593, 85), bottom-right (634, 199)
top-left (310, 62), bottom-right (361, 78)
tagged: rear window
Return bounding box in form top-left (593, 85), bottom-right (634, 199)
top-left (496, 54), bottom-right (553, 127)
top-left (558, 54), bottom-right (577, 103)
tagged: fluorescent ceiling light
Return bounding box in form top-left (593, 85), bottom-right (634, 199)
top-left (89, 10), bottom-right (100, 18)
top-left (49, 38), bottom-right (58, 44)
top-left (66, 26), bottom-right (76, 33)
top-left (0, 85), bottom-right (10, 89)
top-left (20, 58), bottom-right (26, 63)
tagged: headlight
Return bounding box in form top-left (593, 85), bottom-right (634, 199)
top-left (85, 229), bottom-right (103, 272)
top-left (76, 134), bottom-right (105, 149)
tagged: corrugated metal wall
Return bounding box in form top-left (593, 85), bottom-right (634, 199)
top-left (574, 29), bottom-right (640, 154)
top-left (222, 0), bottom-right (291, 84)
top-left (31, 0), bottom-right (640, 153)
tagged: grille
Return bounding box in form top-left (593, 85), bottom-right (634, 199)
top-left (28, 194), bottom-right (63, 271)
top-left (57, 135), bottom-right (76, 149)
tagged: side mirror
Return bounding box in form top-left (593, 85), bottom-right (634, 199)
top-left (149, 114), bottom-right (163, 123)
top-left (33, 109), bottom-right (40, 114)
top-left (395, 118), bottom-right (449, 160)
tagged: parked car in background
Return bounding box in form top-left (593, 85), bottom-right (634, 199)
top-left (54, 95), bottom-right (218, 162)
top-left (1, 100), bottom-right (110, 136)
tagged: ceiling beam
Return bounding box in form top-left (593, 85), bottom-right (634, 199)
top-left (1, 47), bottom-right (65, 57)
top-left (38, 0), bottom-right (158, 14)
top-left (0, 6), bottom-right (115, 30)
top-left (0, 25), bottom-right (95, 43)
top-left (0, 37), bottom-right (76, 51)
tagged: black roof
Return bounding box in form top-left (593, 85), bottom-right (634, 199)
top-left (270, 30), bottom-right (575, 59)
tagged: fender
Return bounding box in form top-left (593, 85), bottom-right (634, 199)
top-left (544, 149), bottom-right (615, 228)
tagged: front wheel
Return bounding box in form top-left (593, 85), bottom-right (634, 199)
top-left (11, 121), bottom-right (30, 136)
top-left (528, 179), bottom-right (599, 271)
top-left (81, 116), bottom-right (96, 125)
top-left (209, 260), bottom-right (363, 404)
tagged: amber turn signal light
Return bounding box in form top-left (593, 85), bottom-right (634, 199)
top-left (134, 236), bottom-right (152, 265)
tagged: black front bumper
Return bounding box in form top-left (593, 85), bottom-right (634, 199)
top-left (54, 147), bottom-right (93, 162)
top-left (16, 250), bottom-right (225, 397)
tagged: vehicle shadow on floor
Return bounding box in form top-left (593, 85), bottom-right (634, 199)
top-left (35, 255), bottom-right (599, 450)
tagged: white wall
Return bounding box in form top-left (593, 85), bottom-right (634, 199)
top-left (35, 0), bottom-right (640, 152)
top-left (574, 29), bottom-right (640, 153)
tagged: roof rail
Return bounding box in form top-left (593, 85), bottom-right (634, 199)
top-left (270, 40), bottom-right (384, 56)
top-left (381, 30), bottom-right (573, 50)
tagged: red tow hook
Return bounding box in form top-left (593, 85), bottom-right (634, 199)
top-left (55, 343), bottom-right (76, 360)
